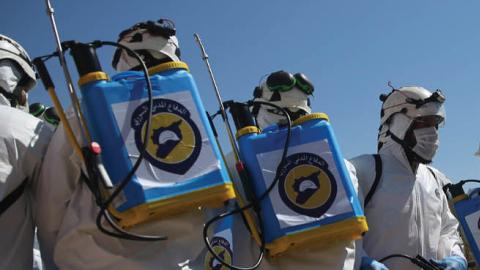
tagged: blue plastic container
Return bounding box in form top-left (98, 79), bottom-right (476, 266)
top-left (236, 113), bottom-right (367, 255)
top-left (451, 194), bottom-right (480, 266)
top-left (78, 62), bottom-right (235, 227)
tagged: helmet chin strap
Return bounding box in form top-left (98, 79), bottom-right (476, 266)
top-left (388, 130), bottom-right (432, 165)
top-left (0, 86), bottom-right (27, 108)
top-left (0, 86), bottom-right (18, 107)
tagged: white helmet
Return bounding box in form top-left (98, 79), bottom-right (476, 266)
top-left (0, 35), bottom-right (36, 92)
top-left (112, 19), bottom-right (181, 71)
top-left (252, 70), bottom-right (314, 129)
top-left (378, 85), bottom-right (446, 163)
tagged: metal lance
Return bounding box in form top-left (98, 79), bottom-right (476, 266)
top-left (193, 33), bottom-right (242, 163)
top-left (44, 0), bottom-right (91, 144)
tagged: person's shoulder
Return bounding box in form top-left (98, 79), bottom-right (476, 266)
top-left (0, 105), bottom-right (50, 137)
top-left (0, 105), bottom-right (39, 121)
top-left (424, 164), bottom-right (452, 185)
top-left (348, 154), bottom-right (378, 191)
top-left (349, 154), bottom-right (376, 170)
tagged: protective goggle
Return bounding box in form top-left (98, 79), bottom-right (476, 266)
top-left (265, 70), bottom-right (314, 95)
top-left (44, 106), bottom-right (60, 126)
top-left (29, 102), bottom-right (60, 126)
top-left (411, 115), bottom-right (445, 129)
top-left (117, 19), bottom-right (176, 41)
top-left (29, 102), bottom-right (46, 117)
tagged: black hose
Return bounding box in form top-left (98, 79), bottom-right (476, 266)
top-left (379, 254), bottom-right (443, 270)
top-left (460, 179), bottom-right (480, 185)
top-left (203, 101), bottom-right (292, 270)
top-left (379, 253), bottom-right (414, 263)
top-left (90, 40), bottom-right (166, 241)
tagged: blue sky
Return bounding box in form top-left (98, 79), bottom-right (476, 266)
top-left (2, 0), bottom-right (479, 184)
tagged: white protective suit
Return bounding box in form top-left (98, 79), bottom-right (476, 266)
top-left (200, 72), bottom-right (358, 270)
top-left (350, 139), bottom-right (464, 270)
top-left (207, 156), bottom-right (358, 270)
top-left (0, 97), bottom-right (53, 270)
top-left (35, 109), bottom-right (207, 270)
top-left (34, 19), bottom-right (211, 269)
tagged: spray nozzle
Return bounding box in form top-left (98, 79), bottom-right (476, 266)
top-left (223, 100), bottom-right (256, 131)
top-left (33, 57), bottom-right (55, 90)
top-left (443, 182), bottom-right (467, 201)
top-left (60, 40), bottom-right (77, 51)
top-left (443, 179), bottom-right (480, 201)
top-left (222, 100), bottom-right (234, 110)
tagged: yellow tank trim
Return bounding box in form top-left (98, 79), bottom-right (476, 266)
top-left (292, 112), bottom-right (330, 126)
top-left (110, 183), bottom-right (236, 228)
top-left (236, 126), bottom-right (260, 139)
top-left (148, 61), bottom-right (190, 75)
top-left (452, 194), bottom-right (469, 204)
top-left (266, 216), bottom-right (368, 256)
top-left (78, 72), bottom-right (109, 86)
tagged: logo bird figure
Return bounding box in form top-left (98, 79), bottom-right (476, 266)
top-left (292, 171), bottom-right (321, 205)
top-left (209, 249), bottom-right (227, 270)
top-left (151, 120), bottom-right (183, 159)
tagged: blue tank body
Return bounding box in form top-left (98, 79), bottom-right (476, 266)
top-left (452, 195), bottom-right (480, 266)
top-left (236, 114), bottom-right (367, 255)
top-left (78, 63), bottom-right (234, 226)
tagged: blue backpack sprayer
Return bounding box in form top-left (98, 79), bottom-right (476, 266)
top-left (194, 35), bottom-right (368, 269)
top-left (33, 2), bottom-right (235, 241)
top-left (443, 180), bottom-right (480, 269)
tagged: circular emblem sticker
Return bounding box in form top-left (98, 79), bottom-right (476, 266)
top-left (131, 98), bottom-right (202, 175)
top-left (204, 236), bottom-right (233, 270)
top-left (278, 153), bottom-right (337, 217)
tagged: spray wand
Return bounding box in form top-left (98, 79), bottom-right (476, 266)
top-left (44, 0), bottom-right (91, 146)
top-left (194, 34), bottom-right (267, 270)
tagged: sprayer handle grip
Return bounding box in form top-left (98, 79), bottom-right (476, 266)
top-left (236, 161), bottom-right (261, 212)
top-left (33, 58), bottom-right (55, 90)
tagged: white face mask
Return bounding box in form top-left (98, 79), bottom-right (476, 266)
top-left (412, 127), bottom-right (439, 162)
top-left (0, 62), bottom-right (21, 94)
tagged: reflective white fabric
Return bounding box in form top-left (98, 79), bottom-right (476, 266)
top-left (0, 103), bottom-right (52, 270)
top-left (207, 152), bottom-right (357, 270)
top-left (35, 110), bottom-right (206, 270)
top-left (33, 233), bottom-right (44, 270)
top-left (350, 139), bottom-right (464, 270)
